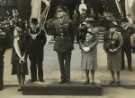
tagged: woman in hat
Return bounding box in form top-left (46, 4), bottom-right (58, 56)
top-left (104, 24), bottom-right (123, 85)
top-left (79, 19), bottom-right (98, 84)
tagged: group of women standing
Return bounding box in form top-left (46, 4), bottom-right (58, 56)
top-left (77, 16), bottom-right (124, 85)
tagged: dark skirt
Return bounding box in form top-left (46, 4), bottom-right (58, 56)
top-left (11, 50), bottom-right (28, 75)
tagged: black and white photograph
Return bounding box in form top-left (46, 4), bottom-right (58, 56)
top-left (0, 0), bottom-right (135, 98)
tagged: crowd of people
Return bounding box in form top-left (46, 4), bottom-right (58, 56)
top-left (0, 0), bottom-right (135, 92)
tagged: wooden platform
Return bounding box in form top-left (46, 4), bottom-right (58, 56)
top-left (22, 82), bottom-right (103, 96)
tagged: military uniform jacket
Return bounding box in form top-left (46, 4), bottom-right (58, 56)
top-left (49, 15), bottom-right (74, 53)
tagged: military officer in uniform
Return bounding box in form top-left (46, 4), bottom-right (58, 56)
top-left (46, 6), bottom-right (74, 83)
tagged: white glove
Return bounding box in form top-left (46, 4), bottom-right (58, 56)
top-left (82, 47), bottom-right (90, 52)
top-left (19, 56), bottom-right (25, 64)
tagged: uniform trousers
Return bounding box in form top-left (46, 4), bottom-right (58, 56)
top-left (57, 51), bottom-right (72, 82)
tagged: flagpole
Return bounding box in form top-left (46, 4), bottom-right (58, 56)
top-left (115, 0), bottom-right (123, 17)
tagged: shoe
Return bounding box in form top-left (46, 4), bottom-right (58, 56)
top-left (0, 86), bottom-right (4, 91)
top-left (65, 80), bottom-right (71, 84)
top-left (128, 68), bottom-right (133, 71)
top-left (0, 82), bottom-right (3, 91)
top-left (84, 80), bottom-right (89, 85)
top-left (39, 79), bottom-right (45, 82)
top-left (18, 87), bottom-right (22, 92)
top-left (91, 82), bottom-right (96, 85)
top-left (60, 80), bottom-right (66, 84)
top-left (109, 80), bottom-right (115, 85)
top-left (65, 79), bottom-right (71, 83)
top-left (116, 81), bottom-right (121, 86)
top-left (31, 79), bottom-right (37, 83)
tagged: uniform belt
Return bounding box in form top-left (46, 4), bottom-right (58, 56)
top-left (56, 36), bottom-right (71, 39)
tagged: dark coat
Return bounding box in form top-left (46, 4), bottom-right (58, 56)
top-left (27, 28), bottom-right (47, 61)
top-left (47, 15), bottom-right (74, 53)
top-left (122, 29), bottom-right (132, 49)
top-left (0, 30), bottom-right (7, 51)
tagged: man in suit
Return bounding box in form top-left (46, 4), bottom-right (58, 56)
top-left (28, 18), bottom-right (46, 82)
top-left (121, 25), bottom-right (134, 71)
top-left (47, 6), bottom-right (74, 83)
top-left (0, 28), bottom-right (7, 90)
